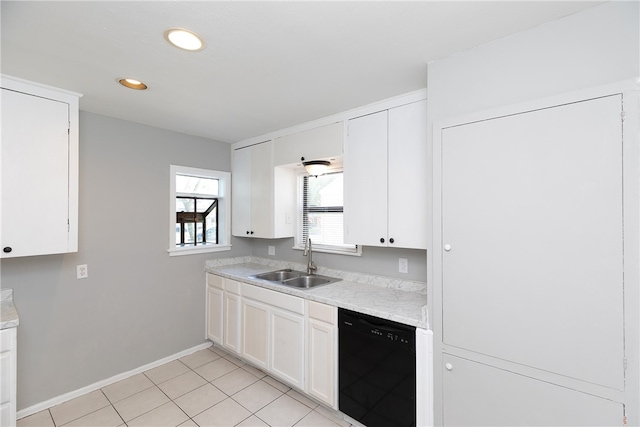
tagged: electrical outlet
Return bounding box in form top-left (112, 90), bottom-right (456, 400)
top-left (399, 258), bottom-right (408, 274)
top-left (77, 264), bottom-right (88, 279)
top-left (268, 246), bottom-right (275, 256)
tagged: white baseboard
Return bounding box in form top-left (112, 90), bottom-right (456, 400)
top-left (17, 341), bottom-right (212, 420)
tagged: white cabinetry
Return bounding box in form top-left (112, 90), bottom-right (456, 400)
top-left (232, 140), bottom-right (295, 238)
top-left (206, 275), bottom-right (224, 344)
top-left (305, 301), bottom-right (337, 408)
top-left (0, 328), bottom-right (17, 427)
top-left (436, 93), bottom-right (628, 424)
top-left (1, 76), bottom-right (81, 258)
top-left (241, 283), bottom-right (305, 388)
top-left (206, 274), bottom-right (339, 401)
top-left (241, 298), bottom-right (270, 370)
top-left (223, 280), bottom-right (242, 354)
top-left (344, 100), bottom-right (427, 249)
top-left (273, 122), bottom-right (343, 166)
top-left (206, 274), bottom-right (241, 354)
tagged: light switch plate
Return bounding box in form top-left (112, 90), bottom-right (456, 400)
top-left (268, 246), bottom-right (275, 256)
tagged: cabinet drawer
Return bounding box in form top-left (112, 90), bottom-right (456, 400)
top-left (207, 273), bottom-right (224, 289)
top-left (242, 283), bottom-right (304, 315)
top-left (225, 279), bottom-right (241, 295)
top-left (307, 301), bottom-right (335, 324)
top-left (0, 330), bottom-right (11, 352)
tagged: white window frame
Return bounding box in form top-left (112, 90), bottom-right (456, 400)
top-left (168, 165), bottom-right (231, 256)
top-left (294, 169), bottom-right (361, 256)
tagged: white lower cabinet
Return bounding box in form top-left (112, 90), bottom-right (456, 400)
top-left (0, 328), bottom-right (17, 427)
top-left (305, 301), bottom-right (337, 408)
top-left (270, 308), bottom-right (305, 389)
top-left (206, 274), bottom-right (338, 407)
top-left (206, 274), bottom-right (224, 344)
top-left (206, 274), bottom-right (242, 355)
top-left (223, 281), bottom-right (242, 354)
top-left (241, 298), bottom-right (270, 370)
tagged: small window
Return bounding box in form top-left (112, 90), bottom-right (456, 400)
top-left (169, 165), bottom-right (231, 256)
top-left (295, 170), bottom-right (360, 255)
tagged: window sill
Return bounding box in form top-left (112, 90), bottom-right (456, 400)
top-left (168, 244), bottom-right (231, 257)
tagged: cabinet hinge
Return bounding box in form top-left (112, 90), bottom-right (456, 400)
top-left (623, 357), bottom-right (628, 371)
top-left (621, 111), bottom-right (626, 122)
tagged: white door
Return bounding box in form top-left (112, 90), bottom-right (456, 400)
top-left (306, 318), bottom-right (336, 407)
top-left (441, 95), bottom-right (624, 389)
top-left (270, 308), bottom-right (305, 389)
top-left (206, 286), bottom-right (223, 344)
top-left (388, 100), bottom-right (428, 249)
top-left (231, 146), bottom-right (252, 236)
top-left (344, 111), bottom-right (388, 246)
top-left (242, 298), bottom-right (269, 369)
top-left (442, 354), bottom-right (623, 426)
top-left (223, 292), bottom-right (241, 354)
top-left (1, 88), bottom-right (70, 257)
top-left (249, 141), bottom-right (273, 238)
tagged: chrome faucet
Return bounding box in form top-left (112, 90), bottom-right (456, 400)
top-left (303, 238), bottom-right (317, 275)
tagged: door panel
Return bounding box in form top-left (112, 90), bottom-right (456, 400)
top-left (443, 354), bottom-right (623, 426)
top-left (442, 95), bottom-right (624, 389)
top-left (2, 89), bottom-right (69, 257)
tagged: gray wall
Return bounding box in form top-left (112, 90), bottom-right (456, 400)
top-left (248, 237), bottom-right (427, 282)
top-left (1, 112), bottom-right (252, 410)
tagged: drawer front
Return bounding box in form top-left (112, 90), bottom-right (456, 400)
top-left (242, 283), bottom-right (304, 314)
top-left (225, 279), bottom-right (241, 295)
top-left (0, 329), bottom-right (12, 352)
top-left (207, 273), bottom-right (224, 289)
top-left (308, 301), bottom-right (335, 324)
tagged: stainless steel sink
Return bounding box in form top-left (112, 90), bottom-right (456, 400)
top-left (250, 269), bottom-right (339, 290)
top-left (253, 269), bottom-right (303, 282)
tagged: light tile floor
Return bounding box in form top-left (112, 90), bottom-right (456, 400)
top-left (17, 345), bottom-right (353, 427)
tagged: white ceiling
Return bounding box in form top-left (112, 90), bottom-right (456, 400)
top-left (1, 1), bottom-right (603, 143)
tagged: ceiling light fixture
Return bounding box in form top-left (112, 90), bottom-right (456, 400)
top-left (302, 159), bottom-right (331, 177)
top-left (118, 78), bottom-right (148, 90)
top-left (164, 28), bottom-right (205, 51)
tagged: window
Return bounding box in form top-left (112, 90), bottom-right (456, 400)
top-left (295, 170), bottom-right (360, 255)
top-left (169, 165), bottom-right (231, 256)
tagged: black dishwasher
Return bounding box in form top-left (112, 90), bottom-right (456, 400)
top-left (338, 308), bottom-right (416, 427)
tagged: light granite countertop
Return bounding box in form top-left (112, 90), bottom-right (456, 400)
top-left (1, 289), bottom-right (19, 330)
top-left (205, 256), bottom-right (429, 329)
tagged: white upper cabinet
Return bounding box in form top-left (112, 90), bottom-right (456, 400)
top-left (273, 122), bottom-right (343, 166)
top-left (232, 140), bottom-right (296, 239)
top-left (1, 76), bottom-right (81, 258)
top-left (344, 100), bottom-right (427, 249)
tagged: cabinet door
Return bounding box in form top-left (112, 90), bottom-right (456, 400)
top-left (249, 141), bottom-right (273, 238)
top-left (442, 95), bottom-right (624, 389)
top-left (242, 298), bottom-right (269, 369)
top-left (388, 100), bottom-right (427, 249)
top-left (1, 88), bottom-right (70, 257)
top-left (223, 292), bottom-right (242, 354)
top-left (442, 354), bottom-right (623, 426)
top-left (231, 146), bottom-right (252, 237)
top-left (206, 286), bottom-right (224, 344)
top-left (270, 308), bottom-right (305, 389)
top-left (344, 111), bottom-right (388, 246)
top-left (306, 318), bottom-right (336, 407)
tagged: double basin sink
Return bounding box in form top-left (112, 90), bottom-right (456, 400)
top-left (250, 269), bottom-right (340, 290)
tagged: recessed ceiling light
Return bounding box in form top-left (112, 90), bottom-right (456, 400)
top-left (118, 78), bottom-right (148, 90)
top-left (164, 28), bottom-right (205, 51)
